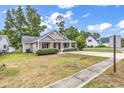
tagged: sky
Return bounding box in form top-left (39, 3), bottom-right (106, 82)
top-left (0, 5), bottom-right (124, 37)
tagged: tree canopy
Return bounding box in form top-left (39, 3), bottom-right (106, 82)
top-left (65, 26), bottom-right (79, 41)
top-left (2, 6), bottom-right (47, 49)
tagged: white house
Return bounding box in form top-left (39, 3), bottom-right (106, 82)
top-left (0, 35), bottom-right (10, 53)
top-left (22, 30), bottom-right (76, 53)
top-left (86, 36), bottom-right (100, 47)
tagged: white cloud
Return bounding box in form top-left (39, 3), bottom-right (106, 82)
top-left (116, 20), bottom-right (124, 29)
top-left (82, 13), bottom-right (90, 18)
top-left (87, 23), bottom-right (112, 32)
top-left (40, 10), bottom-right (78, 31)
top-left (58, 5), bottom-right (75, 9)
top-left (40, 16), bottom-right (43, 20)
top-left (70, 20), bottom-right (78, 24)
top-left (120, 30), bottom-right (124, 34)
top-left (45, 11), bottom-right (73, 25)
top-left (2, 9), bottom-right (7, 14)
top-left (63, 11), bottom-right (73, 19)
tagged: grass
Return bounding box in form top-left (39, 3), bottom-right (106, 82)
top-left (83, 59), bottom-right (124, 88)
top-left (0, 53), bottom-right (106, 88)
top-left (0, 67), bottom-right (19, 76)
top-left (84, 48), bottom-right (122, 53)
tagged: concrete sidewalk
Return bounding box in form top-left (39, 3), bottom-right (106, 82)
top-left (44, 58), bottom-right (121, 88)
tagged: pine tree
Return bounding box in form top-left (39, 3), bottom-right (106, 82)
top-left (56, 15), bottom-right (65, 35)
top-left (26, 5), bottom-right (46, 36)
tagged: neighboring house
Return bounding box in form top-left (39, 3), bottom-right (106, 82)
top-left (86, 36), bottom-right (100, 47)
top-left (109, 35), bottom-right (121, 48)
top-left (101, 35), bottom-right (121, 48)
top-left (0, 35), bottom-right (10, 53)
top-left (22, 30), bottom-right (76, 53)
top-left (100, 37), bottom-right (109, 47)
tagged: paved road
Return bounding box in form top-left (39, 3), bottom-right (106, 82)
top-left (68, 51), bottom-right (124, 59)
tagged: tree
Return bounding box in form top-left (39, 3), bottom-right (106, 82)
top-left (3, 9), bottom-right (18, 48)
top-left (91, 32), bottom-right (100, 39)
top-left (56, 15), bottom-right (65, 35)
top-left (3, 6), bottom-right (47, 49)
top-left (0, 31), bottom-right (3, 35)
top-left (75, 34), bottom-right (86, 50)
top-left (65, 26), bottom-right (79, 40)
top-left (26, 5), bottom-right (46, 36)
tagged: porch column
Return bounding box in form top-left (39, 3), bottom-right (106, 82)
top-left (69, 42), bottom-right (72, 48)
top-left (37, 41), bottom-right (40, 49)
top-left (60, 42), bottom-right (64, 52)
top-left (75, 42), bottom-right (77, 48)
top-left (40, 42), bottom-right (42, 48)
top-left (50, 42), bottom-right (54, 48)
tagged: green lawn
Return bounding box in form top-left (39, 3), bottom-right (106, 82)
top-left (83, 59), bottom-right (124, 88)
top-left (84, 48), bottom-right (122, 53)
top-left (0, 53), bottom-right (106, 88)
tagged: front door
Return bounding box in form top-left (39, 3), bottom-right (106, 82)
top-left (54, 43), bottom-right (60, 49)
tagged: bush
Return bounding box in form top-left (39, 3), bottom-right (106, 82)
top-left (36, 48), bottom-right (59, 55)
top-left (75, 35), bottom-right (86, 50)
top-left (95, 45), bottom-right (107, 48)
top-left (63, 48), bottom-right (77, 52)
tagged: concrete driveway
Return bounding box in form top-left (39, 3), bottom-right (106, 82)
top-left (67, 51), bottom-right (124, 59)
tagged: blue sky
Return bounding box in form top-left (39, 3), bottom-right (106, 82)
top-left (0, 5), bottom-right (124, 37)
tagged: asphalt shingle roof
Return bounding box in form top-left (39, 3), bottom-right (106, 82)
top-left (22, 36), bottom-right (39, 43)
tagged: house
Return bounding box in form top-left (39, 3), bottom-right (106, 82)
top-left (101, 35), bottom-right (121, 48)
top-left (22, 30), bottom-right (76, 53)
top-left (100, 37), bottom-right (109, 47)
top-left (0, 35), bottom-right (10, 53)
top-left (109, 35), bottom-right (121, 48)
top-left (86, 36), bottom-right (100, 47)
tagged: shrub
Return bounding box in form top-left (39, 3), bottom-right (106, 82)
top-left (75, 35), bottom-right (86, 50)
top-left (63, 48), bottom-right (77, 52)
top-left (36, 48), bottom-right (59, 55)
top-left (95, 45), bottom-right (107, 48)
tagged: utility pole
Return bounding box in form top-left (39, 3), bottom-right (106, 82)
top-left (113, 35), bottom-right (116, 73)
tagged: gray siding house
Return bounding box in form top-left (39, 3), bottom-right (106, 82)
top-left (22, 30), bottom-right (76, 53)
top-left (101, 35), bottom-right (121, 48)
top-left (109, 35), bottom-right (121, 48)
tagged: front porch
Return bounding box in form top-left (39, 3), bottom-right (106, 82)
top-left (36, 41), bottom-right (77, 52)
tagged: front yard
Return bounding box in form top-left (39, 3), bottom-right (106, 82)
top-left (0, 53), bottom-right (106, 88)
top-left (84, 59), bottom-right (124, 88)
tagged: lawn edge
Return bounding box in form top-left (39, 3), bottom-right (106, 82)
top-left (80, 58), bottom-right (121, 88)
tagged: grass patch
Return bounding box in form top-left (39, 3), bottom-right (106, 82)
top-left (83, 59), bottom-right (124, 88)
top-left (84, 48), bottom-right (122, 53)
top-left (0, 67), bottom-right (19, 76)
top-left (0, 53), bottom-right (106, 88)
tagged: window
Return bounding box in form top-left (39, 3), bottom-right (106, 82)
top-left (42, 42), bottom-right (50, 48)
top-left (71, 43), bottom-right (75, 47)
top-left (3, 45), bottom-right (6, 49)
top-left (88, 39), bottom-right (92, 42)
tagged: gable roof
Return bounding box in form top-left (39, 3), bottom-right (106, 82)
top-left (0, 35), bottom-right (10, 45)
top-left (87, 35), bottom-right (100, 43)
top-left (22, 30), bottom-right (74, 43)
